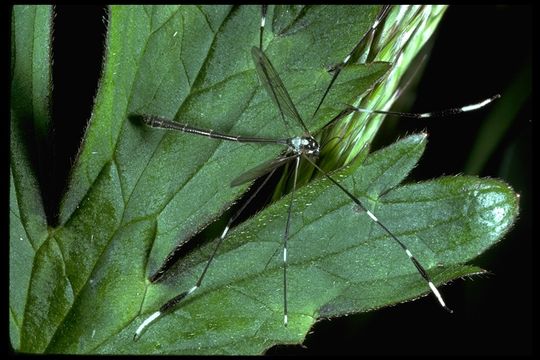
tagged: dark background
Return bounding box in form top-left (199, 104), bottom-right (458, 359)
top-left (47, 5), bottom-right (532, 356)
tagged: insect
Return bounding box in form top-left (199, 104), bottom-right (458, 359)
top-left (133, 5), bottom-right (499, 340)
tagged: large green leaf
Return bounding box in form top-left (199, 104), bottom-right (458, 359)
top-left (10, 5), bottom-right (518, 355)
top-left (10, 4), bottom-right (52, 351)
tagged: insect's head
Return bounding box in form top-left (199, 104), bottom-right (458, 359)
top-left (304, 136), bottom-right (320, 157)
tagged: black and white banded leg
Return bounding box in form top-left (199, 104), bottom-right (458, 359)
top-left (134, 168), bottom-right (278, 340)
top-left (259, 5), bottom-right (268, 49)
top-left (303, 156), bottom-right (452, 312)
top-left (281, 155), bottom-right (300, 326)
top-left (348, 94), bottom-right (501, 119)
top-left (323, 94), bottom-right (501, 131)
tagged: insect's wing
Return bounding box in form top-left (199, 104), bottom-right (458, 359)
top-left (251, 46), bottom-right (310, 134)
top-left (230, 155), bottom-right (297, 187)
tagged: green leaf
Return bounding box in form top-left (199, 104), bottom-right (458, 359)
top-left (10, 4), bottom-right (52, 351)
top-left (101, 134), bottom-right (517, 354)
top-left (10, 5), bottom-right (519, 355)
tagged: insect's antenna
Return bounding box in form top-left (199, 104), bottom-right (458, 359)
top-left (311, 5), bottom-right (391, 121)
top-left (302, 155), bottom-right (453, 313)
top-left (282, 156), bottom-right (300, 326)
top-left (348, 94), bottom-right (501, 119)
top-left (259, 5), bottom-right (268, 49)
top-left (134, 168), bottom-right (278, 341)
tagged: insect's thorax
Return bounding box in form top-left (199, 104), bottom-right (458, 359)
top-left (287, 136), bottom-right (320, 156)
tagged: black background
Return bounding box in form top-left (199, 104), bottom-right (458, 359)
top-left (40, 4), bottom-right (534, 356)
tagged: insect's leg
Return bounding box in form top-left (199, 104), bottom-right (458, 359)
top-left (311, 5), bottom-right (391, 120)
top-left (281, 155), bottom-right (300, 326)
top-left (303, 155), bottom-right (452, 313)
top-left (259, 5), bottom-right (268, 49)
top-left (320, 93), bottom-right (500, 134)
top-left (347, 94), bottom-right (501, 119)
top-left (134, 167), bottom-right (278, 340)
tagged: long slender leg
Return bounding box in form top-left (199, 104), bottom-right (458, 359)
top-left (311, 5), bottom-right (391, 120)
top-left (138, 115), bottom-right (287, 145)
top-left (347, 94), bottom-right (501, 119)
top-left (259, 5), bottom-right (268, 49)
top-left (282, 155), bottom-right (300, 326)
top-left (302, 155), bottom-right (452, 312)
top-left (322, 94), bottom-right (501, 131)
top-left (134, 168), bottom-right (278, 340)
